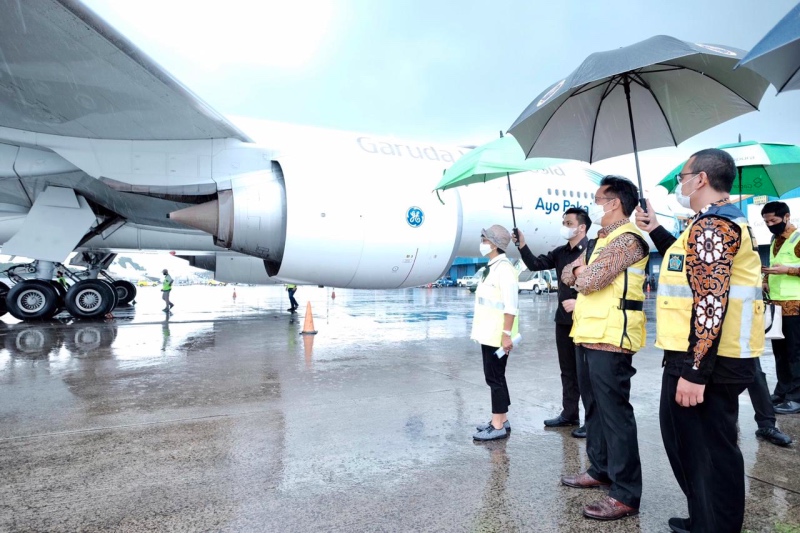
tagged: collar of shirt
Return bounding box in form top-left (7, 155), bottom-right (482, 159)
top-left (598, 219), bottom-right (628, 238)
top-left (566, 236), bottom-right (588, 253)
top-left (487, 253), bottom-right (507, 267)
top-left (694, 199), bottom-right (731, 219)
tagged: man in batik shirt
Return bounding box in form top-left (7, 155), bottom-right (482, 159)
top-left (636, 148), bottom-right (763, 533)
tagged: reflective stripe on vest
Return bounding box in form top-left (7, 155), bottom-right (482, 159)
top-left (769, 230), bottom-right (800, 301)
top-left (471, 258), bottom-right (519, 347)
top-left (655, 203), bottom-right (764, 358)
top-left (570, 222), bottom-right (648, 352)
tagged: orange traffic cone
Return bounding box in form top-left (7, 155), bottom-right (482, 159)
top-left (646, 282), bottom-right (650, 293)
top-left (301, 301), bottom-right (318, 335)
top-left (232, 288), bottom-right (237, 300)
top-left (331, 289), bottom-right (336, 300)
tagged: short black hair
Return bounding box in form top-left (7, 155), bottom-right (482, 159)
top-left (599, 175), bottom-right (638, 217)
top-left (564, 207), bottom-right (591, 231)
top-left (689, 148), bottom-right (736, 193)
top-left (762, 201), bottom-right (790, 218)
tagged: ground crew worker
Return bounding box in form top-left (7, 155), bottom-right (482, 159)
top-left (162, 269), bottom-right (174, 312)
top-left (635, 148), bottom-right (764, 533)
top-left (286, 284), bottom-right (299, 312)
top-left (762, 201), bottom-right (800, 415)
top-left (471, 224), bottom-right (519, 442)
top-left (560, 175), bottom-right (647, 522)
top-left (56, 271), bottom-right (69, 289)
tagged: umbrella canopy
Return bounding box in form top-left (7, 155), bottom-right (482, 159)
top-left (736, 2), bottom-right (800, 93)
top-left (658, 141), bottom-right (800, 197)
top-left (434, 135), bottom-right (565, 191)
top-left (508, 35), bottom-right (770, 198)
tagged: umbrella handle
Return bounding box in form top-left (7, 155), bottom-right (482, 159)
top-left (513, 228), bottom-right (520, 248)
top-left (639, 198), bottom-right (647, 212)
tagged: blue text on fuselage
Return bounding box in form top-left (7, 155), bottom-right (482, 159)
top-left (535, 198), bottom-right (589, 215)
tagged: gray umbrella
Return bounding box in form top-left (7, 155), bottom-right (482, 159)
top-left (736, 2), bottom-right (800, 93)
top-left (508, 35), bottom-right (770, 203)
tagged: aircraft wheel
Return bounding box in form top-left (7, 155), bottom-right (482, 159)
top-left (0, 280), bottom-right (9, 317)
top-left (112, 280), bottom-right (137, 306)
top-left (6, 280), bottom-right (60, 320)
top-left (65, 279), bottom-right (116, 319)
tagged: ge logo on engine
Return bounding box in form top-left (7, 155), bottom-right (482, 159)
top-left (406, 207), bottom-right (424, 227)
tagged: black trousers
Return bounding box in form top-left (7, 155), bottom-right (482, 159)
top-left (576, 346), bottom-right (642, 508)
top-left (660, 372), bottom-right (748, 533)
top-left (772, 314), bottom-right (800, 401)
top-left (555, 323), bottom-right (580, 421)
top-left (481, 344), bottom-right (510, 414)
top-left (747, 357), bottom-right (777, 429)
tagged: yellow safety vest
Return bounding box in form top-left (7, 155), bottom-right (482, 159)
top-left (769, 230), bottom-right (800, 301)
top-left (162, 276), bottom-right (173, 291)
top-left (570, 222), bottom-right (648, 351)
top-left (471, 256), bottom-right (519, 347)
top-left (655, 204), bottom-right (764, 358)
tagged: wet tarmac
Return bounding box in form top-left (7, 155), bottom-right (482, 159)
top-left (0, 285), bottom-right (798, 532)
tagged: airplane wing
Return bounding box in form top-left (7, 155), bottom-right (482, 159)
top-left (0, 0), bottom-right (252, 142)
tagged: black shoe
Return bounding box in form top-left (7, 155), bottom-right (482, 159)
top-left (169, 303), bottom-right (174, 308)
top-left (771, 394), bottom-right (785, 405)
top-left (756, 426), bottom-right (793, 446)
top-left (774, 400), bottom-right (800, 414)
top-left (571, 425), bottom-right (587, 438)
top-left (668, 517), bottom-right (690, 533)
top-left (544, 415), bottom-right (579, 428)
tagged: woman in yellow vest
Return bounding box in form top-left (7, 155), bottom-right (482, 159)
top-left (635, 149), bottom-right (764, 533)
top-left (471, 224), bottom-right (518, 442)
top-left (559, 176), bottom-right (648, 522)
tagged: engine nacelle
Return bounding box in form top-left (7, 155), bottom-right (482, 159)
top-left (180, 252), bottom-right (281, 285)
top-left (171, 154), bottom-right (462, 289)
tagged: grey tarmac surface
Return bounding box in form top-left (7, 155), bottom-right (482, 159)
top-left (1, 284), bottom-right (799, 532)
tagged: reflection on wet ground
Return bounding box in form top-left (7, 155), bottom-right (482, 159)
top-left (0, 285), bottom-right (798, 532)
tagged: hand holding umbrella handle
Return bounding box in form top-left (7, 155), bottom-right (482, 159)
top-left (513, 228), bottom-right (520, 248)
top-left (639, 198), bottom-right (648, 212)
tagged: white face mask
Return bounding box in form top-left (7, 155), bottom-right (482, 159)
top-left (560, 226), bottom-right (578, 240)
top-left (588, 202), bottom-right (608, 224)
top-left (479, 243), bottom-right (493, 256)
top-left (675, 174), bottom-right (700, 209)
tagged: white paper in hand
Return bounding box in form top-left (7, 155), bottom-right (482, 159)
top-left (496, 333), bottom-right (522, 358)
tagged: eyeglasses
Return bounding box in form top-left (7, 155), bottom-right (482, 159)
top-left (593, 196), bottom-right (616, 204)
top-left (675, 171), bottom-right (698, 184)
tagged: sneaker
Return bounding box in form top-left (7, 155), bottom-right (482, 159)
top-left (169, 303), bottom-right (174, 308)
top-left (755, 426), bottom-right (792, 446)
top-left (476, 420), bottom-right (511, 432)
top-left (774, 400), bottom-right (800, 414)
top-left (473, 425), bottom-right (508, 441)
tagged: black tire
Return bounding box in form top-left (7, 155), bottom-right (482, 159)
top-left (50, 280), bottom-right (67, 303)
top-left (98, 280), bottom-right (118, 311)
top-left (6, 280), bottom-right (60, 320)
top-left (533, 285), bottom-right (542, 295)
top-left (65, 279), bottom-right (116, 319)
top-left (112, 280), bottom-right (137, 306)
top-left (0, 280), bottom-right (9, 317)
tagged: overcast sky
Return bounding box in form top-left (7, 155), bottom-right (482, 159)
top-left (82, 0), bottom-right (800, 190)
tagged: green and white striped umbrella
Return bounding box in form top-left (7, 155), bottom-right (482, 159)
top-left (658, 141), bottom-right (800, 198)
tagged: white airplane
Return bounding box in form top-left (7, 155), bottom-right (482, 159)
top-left (0, 1), bottom-right (672, 322)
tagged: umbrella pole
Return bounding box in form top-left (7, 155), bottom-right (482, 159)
top-left (623, 76), bottom-right (647, 211)
top-left (506, 172), bottom-right (519, 247)
top-left (738, 167), bottom-right (743, 209)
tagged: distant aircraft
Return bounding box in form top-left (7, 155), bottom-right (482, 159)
top-left (0, 1), bottom-right (675, 321)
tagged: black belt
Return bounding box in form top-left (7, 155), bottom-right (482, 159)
top-left (618, 299), bottom-right (644, 311)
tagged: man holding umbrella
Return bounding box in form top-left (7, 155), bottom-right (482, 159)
top-left (635, 148), bottom-right (763, 533)
top-left (560, 176), bottom-right (648, 522)
top-left (512, 208), bottom-right (590, 438)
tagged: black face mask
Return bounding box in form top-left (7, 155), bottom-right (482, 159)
top-left (768, 220), bottom-right (787, 236)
